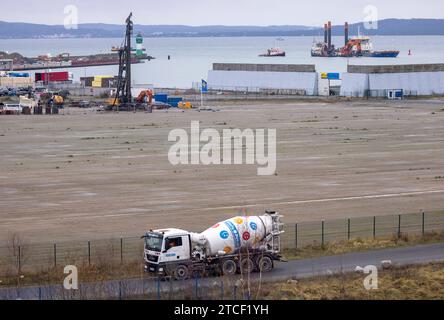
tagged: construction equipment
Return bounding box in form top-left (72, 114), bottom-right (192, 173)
top-left (37, 92), bottom-right (64, 114)
top-left (108, 13), bottom-right (151, 112)
top-left (136, 89), bottom-right (153, 104)
top-left (178, 101), bottom-right (193, 109)
top-left (142, 211), bottom-right (284, 280)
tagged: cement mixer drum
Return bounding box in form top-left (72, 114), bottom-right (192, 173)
top-left (200, 213), bottom-right (281, 256)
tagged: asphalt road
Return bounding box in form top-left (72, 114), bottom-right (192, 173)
top-left (1, 243), bottom-right (443, 299)
top-left (268, 242), bottom-right (444, 281)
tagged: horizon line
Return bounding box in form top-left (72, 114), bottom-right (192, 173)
top-left (1, 17), bottom-right (443, 28)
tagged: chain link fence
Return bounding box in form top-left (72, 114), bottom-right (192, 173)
top-left (1, 211), bottom-right (443, 276)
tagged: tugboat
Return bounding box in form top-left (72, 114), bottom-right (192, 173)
top-left (259, 47), bottom-right (286, 57)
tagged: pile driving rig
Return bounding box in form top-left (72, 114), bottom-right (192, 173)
top-left (108, 13), bottom-right (152, 112)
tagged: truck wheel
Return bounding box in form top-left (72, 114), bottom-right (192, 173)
top-left (257, 256), bottom-right (274, 273)
top-left (173, 265), bottom-right (190, 281)
top-left (240, 257), bottom-right (255, 274)
top-left (221, 259), bottom-right (237, 276)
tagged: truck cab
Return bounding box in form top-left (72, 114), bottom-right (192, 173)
top-left (143, 229), bottom-right (192, 275)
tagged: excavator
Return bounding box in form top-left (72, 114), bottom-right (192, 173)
top-left (136, 89), bottom-right (153, 104)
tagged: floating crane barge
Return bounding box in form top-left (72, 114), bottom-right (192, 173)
top-left (311, 21), bottom-right (400, 58)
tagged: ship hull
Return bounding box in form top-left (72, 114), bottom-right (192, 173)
top-left (259, 53), bottom-right (286, 57)
top-left (363, 51), bottom-right (400, 58)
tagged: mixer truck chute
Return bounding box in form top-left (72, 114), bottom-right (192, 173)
top-left (142, 211), bottom-right (284, 280)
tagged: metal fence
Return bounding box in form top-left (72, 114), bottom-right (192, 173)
top-left (365, 89), bottom-right (419, 99)
top-left (1, 211), bottom-right (443, 275)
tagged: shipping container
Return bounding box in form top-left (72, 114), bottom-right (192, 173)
top-left (80, 77), bottom-right (94, 87)
top-left (154, 93), bottom-right (168, 103)
top-left (8, 72), bottom-right (30, 78)
top-left (167, 97), bottom-right (183, 107)
top-left (91, 81), bottom-right (102, 88)
top-left (35, 71), bottom-right (69, 83)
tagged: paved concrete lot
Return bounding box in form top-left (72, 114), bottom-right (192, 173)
top-left (1, 99), bottom-right (444, 242)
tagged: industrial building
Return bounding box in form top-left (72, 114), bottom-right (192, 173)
top-left (208, 63), bottom-right (318, 96)
top-left (341, 64), bottom-right (444, 97)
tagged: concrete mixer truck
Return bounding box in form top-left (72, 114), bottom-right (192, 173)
top-left (142, 211), bottom-right (284, 280)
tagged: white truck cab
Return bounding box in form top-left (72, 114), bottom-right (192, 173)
top-left (144, 229), bottom-right (193, 274)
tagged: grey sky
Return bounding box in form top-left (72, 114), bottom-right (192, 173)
top-left (2, 0), bottom-right (443, 26)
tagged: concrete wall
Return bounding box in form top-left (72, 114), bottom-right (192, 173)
top-left (208, 70), bottom-right (318, 95)
top-left (340, 73), bottom-right (369, 97)
top-left (341, 71), bottom-right (444, 96)
top-left (213, 63), bottom-right (316, 73)
top-left (348, 64), bottom-right (444, 74)
top-left (369, 72), bottom-right (444, 96)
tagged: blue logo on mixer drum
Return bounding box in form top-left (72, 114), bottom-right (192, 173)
top-left (250, 222), bottom-right (257, 231)
top-left (224, 221), bottom-right (241, 248)
top-left (220, 230), bottom-right (229, 239)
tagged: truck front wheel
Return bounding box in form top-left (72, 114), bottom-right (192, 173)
top-left (221, 259), bottom-right (237, 276)
top-left (173, 265), bottom-right (190, 281)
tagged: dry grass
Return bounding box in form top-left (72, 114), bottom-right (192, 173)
top-left (261, 262), bottom-right (444, 300)
top-left (282, 231), bottom-right (444, 260)
top-left (0, 260), bottom-right (145, 288)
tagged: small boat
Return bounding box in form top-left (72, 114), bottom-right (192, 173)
top-left (259, 48), bottom-right (286, 57)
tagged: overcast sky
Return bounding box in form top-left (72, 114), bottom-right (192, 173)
top-left (2, 0), bottom-right (443, 26)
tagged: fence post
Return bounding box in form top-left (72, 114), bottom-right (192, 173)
top-left (373, 216), bottom-right (376, 239)
top-left (195, 273), bottom-right (199, 299)
top-left (220, 280), bottom-right (224, 300)
top-left (157, 277), bottom-right (161, 300)
top-left (422, 211), bottom-right (425, 237)
top-left (347, 218), bottom-right (351, 241)
top-left (88, 241), bottom-right (91, 266)
top-left (321, 221), bottom-right (325, 247)
top-left (398, 214), bottom-right (402, 238)
top-left (18, 245), bottom-right (21, 274)
top-left (120, 238), bottom-right (123, 263)
top-left (53, 243), bottom-right (57, 268)
top-left (295, 223), bottom-right (298, 249)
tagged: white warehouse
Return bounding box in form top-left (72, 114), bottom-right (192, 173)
top-left (341, 64), bottom-right (444, 97)
top-left (208, 63), bottom-right (318, 96)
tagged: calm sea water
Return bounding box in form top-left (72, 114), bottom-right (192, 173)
top-left (1, 36), bottom-right (444, 88)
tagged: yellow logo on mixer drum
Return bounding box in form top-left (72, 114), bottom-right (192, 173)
top-left (234, 218), bottom-right (244, 225)
top-left (224, 247), bottom-right (232, 254)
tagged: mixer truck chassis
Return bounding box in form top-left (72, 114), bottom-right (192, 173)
top-left (143, 211), bottom-right (284, 280)
top-left (146, 251), bottom-right (281, 280)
